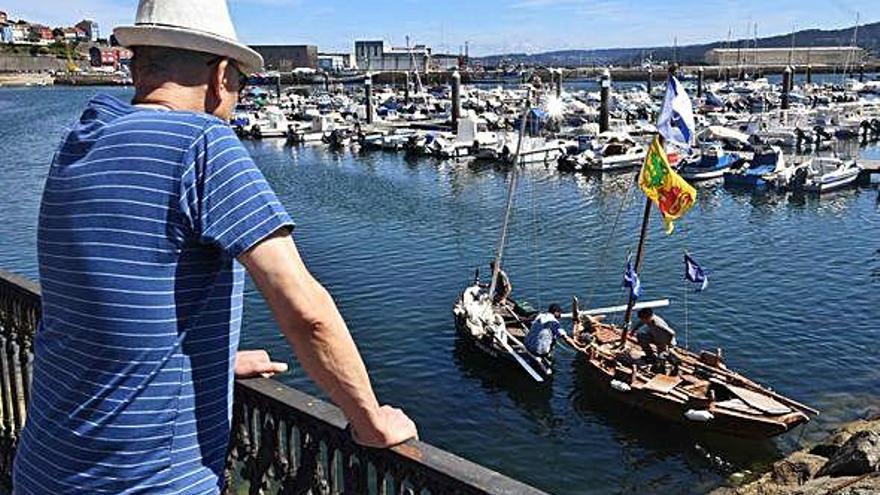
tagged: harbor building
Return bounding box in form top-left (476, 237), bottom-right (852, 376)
top-left (75, 19), bottom-right (101, 42)
top-left (355, 40), bottom-right (431, 72)
top-left (433, 53), bottom-right (464, 71)
top-left (317, 52), bottom-right (357, 72)
top-left (250, 45), bottom-right (318, 71)
top-left (705, 47), bottom-right (865, 67)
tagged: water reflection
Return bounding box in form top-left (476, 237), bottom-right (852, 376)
top-left (568, 358), bottom-right (782, 473)
top-left (452, 338), bottom-right (556, 424)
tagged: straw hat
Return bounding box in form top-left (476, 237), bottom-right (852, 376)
top-left (114, 0), bottom-right (263, 74)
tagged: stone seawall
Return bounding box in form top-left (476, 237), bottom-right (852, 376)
top-left (0, 54), bottom-right (70, 73)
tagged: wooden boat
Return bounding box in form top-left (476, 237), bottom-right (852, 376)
top-left (570, 306), bottom-right (816, 438)
top-left (452, 282), bottom-right (552, 381)
top-left (452, 88), bottom-right (556, 384)
top-left (568, 69), bottom-right (817, 439)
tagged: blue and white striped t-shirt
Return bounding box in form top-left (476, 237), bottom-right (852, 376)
top-left (13, 94), bottom-right (294, 494)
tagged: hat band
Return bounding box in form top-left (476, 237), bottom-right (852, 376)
top-left (132, 21), bottom-right (239, 44)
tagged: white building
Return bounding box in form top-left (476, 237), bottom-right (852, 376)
top-left (318, 52), bottom-right (357, 72)
top-left (355, 40), bottom-right (432, 72)
top-left (705, 47), bottom-right (865, 67)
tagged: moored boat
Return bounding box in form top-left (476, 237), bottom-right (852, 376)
top-left (571, 313), bottom-right (816, 438)
top-left (452, 283), bottom-right (551, 381)
top-left (723, 145), bottom-right (794, 189)
top-left (793, 157), bottom-right (862, 193)
top-left (680, 143), bottom-right (744, 181)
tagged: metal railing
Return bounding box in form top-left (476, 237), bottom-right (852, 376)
top-left (0, 269), bottom-right (547, 495)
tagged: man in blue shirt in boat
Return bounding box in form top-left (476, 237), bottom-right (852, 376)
top-left (632, 308), bottom-right (679, 370)
top-left (524, 304), bottom-right (583, 358)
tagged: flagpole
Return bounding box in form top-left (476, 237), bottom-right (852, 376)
top-left (621, 185), bottom-right (653, 343)
top-left (621, 64), bottom-right (678, 345)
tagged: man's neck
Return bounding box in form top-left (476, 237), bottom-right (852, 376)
top-left (133, 86), bottom-right (205, 114)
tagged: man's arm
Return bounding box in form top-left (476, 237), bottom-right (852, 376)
top-left (239, 231), bottom-right (417, 448)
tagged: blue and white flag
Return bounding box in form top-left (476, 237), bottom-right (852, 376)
top-left (623, 259), bottom-right (643, 299)
top-left (684, 253), bottom-right (709, 292)
top-left (656, 75), bottom-right (696, 150)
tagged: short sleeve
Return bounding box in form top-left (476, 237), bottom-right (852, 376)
top-left (179, 123), bottom-right (294, 258)
top-left (553, 323), bottom-right (567, 339)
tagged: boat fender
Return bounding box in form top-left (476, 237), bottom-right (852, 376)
top-left (610, 380), bottom-right (631, 393)
top-left (685, 409), bottom-right (715, 422)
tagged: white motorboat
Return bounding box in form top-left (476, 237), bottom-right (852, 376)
top-left (794, 157), bottom-right (862, 193)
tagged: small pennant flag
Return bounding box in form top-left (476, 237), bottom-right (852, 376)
top-left (684, 253), bottom-right (709, 292)
top-left (623, 258), bottom-right (643, 299)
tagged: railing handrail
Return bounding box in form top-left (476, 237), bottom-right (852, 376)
top-left (0, 268), bottom-right (41, 299)
top-left (236, 377), bottom-right (548, 495)
top-left (0, 268), bottom-right (549, 494)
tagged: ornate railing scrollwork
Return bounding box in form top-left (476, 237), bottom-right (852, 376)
top-left (0, 269), bottom-right (548, 495)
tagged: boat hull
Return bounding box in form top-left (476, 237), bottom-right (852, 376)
top-left (453, 308), bottom-right (553, 379)
top-left (723, 173), bottom-right (769, 189)
top-left (682, 166), bottom-right (731, 181)
top-left (575, 356), bottom-right (802, 438)
top-left (804, 168), bottom-right (861, 193)
top-left (572, 324), bottom-right (812, 439)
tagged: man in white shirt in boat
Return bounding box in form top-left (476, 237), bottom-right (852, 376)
top-left (632, 308), bottom-right (678, 369)
top-left (524, 304), bottom-right (583, 359)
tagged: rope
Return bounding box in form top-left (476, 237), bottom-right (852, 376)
top-left (683, 220), bottom-right (690, 351)
top-left (530, 163), bottom-right (541, 310)
top-left (584, 170), bottom-right (641, 312)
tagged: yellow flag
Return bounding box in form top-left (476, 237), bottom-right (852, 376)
top-left (638, 136), bottom-right (697, 234)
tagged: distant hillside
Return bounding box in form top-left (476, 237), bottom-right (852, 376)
top-left (478, 21), bottom-right (880, 67)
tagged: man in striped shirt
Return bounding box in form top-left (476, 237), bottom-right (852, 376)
top-left (13, 6), bottom-right (417, 493)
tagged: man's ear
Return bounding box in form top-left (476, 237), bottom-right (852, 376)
top-left (209, 58), bottom-right (230, 101)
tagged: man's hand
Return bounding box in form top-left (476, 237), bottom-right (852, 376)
top-left (239, 232), bottom-right (419, 450)
top-left (351, 405), bottom-right (418, 448)
top-left (235, 350), bottom-right (289, 379)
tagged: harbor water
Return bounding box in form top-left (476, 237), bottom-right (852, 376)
top-left (1, 86), bottom-right (878, 494)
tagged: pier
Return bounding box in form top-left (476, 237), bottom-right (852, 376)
top-left (0, 269), bottom-right (548, 494)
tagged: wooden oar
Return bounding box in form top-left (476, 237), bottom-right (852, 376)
top-left (492, 332), bottom-right (545, 383)
top-left (560, 299), bottom-right (670, 319)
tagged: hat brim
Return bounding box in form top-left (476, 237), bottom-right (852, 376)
top-left (114, 25), bottom-right (263, 74)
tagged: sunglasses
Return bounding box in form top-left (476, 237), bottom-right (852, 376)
top-left (206, 56), bottom-right (249, 94)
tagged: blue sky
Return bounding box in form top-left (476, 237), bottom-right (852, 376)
top-left (3, 0), bottom-right (875, 55)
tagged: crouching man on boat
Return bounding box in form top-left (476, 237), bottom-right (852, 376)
top-left (632, 308), bottom-right (680, 371)
top-left (524, 304), bottom-right (584, 359)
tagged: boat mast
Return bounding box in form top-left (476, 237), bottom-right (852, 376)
top-left (621, 66), bottom-right (677, 343)
top-left (488, 88), bottom-right (533, 299)
top-left (620, 193), bottom-right (653, 343)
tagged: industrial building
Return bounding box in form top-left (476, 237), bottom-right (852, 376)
top-left (317, 52), bottom-right (357, 72)
top-left (355, 40), bottom-right (432, 72)
top-left (250, 45), bottom-right (318, 71)
top-left (704, 47), bottom-right (865, 67)
top-left (355, 40), bottom-right (464, 72)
